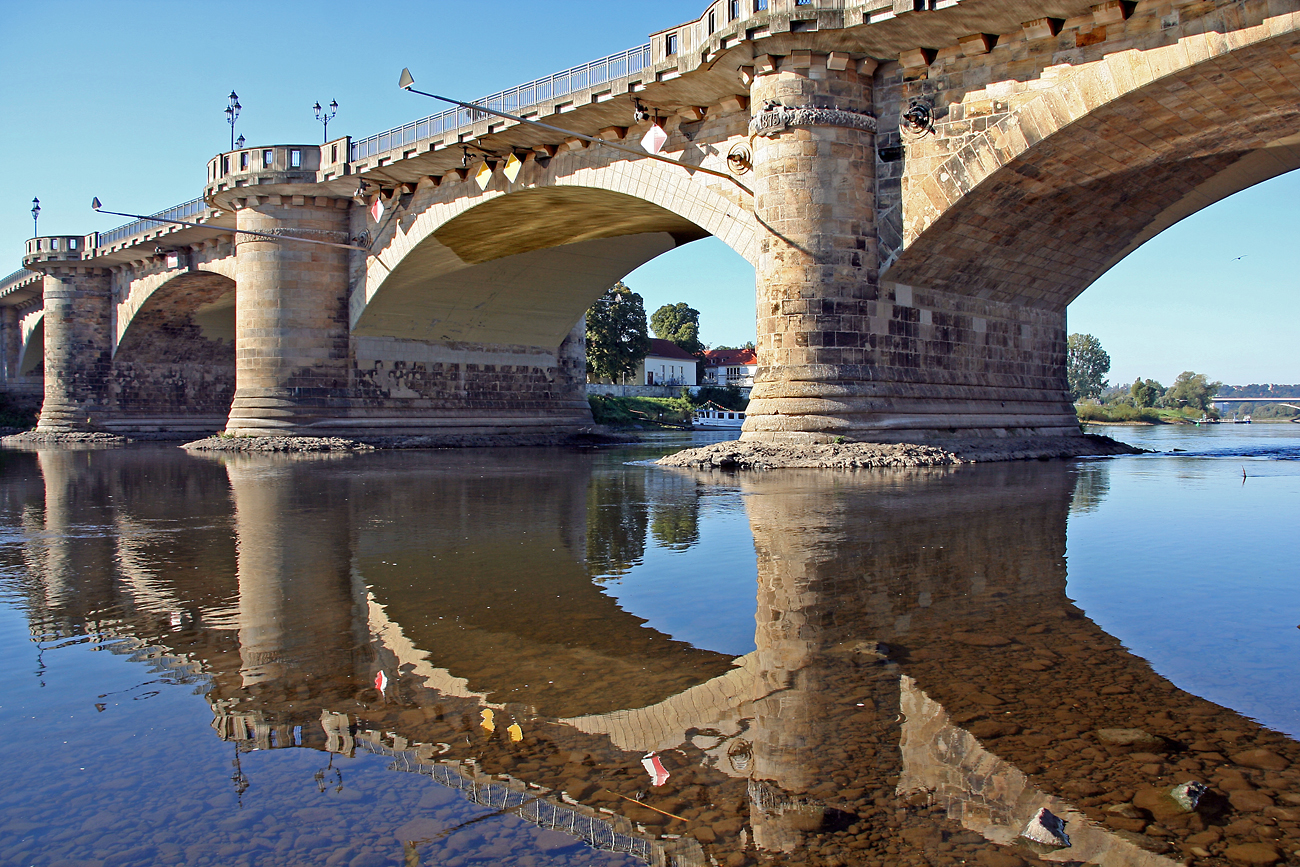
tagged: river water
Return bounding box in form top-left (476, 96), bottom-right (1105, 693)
top-left (0, 425), bottom-right (1297, 867)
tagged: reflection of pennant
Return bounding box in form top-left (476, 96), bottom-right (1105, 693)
top-left (474, 161), bottom-right (494, 190)
top-left (503, 153), bottom-right (522, 183)
top-left (480, 708), bottom-right (495, 733)
top-left (641, 752), bottom-right (670, 787)
top-left (374, 671), bottom-right (388, 693)
top-left (506, 723), bottom-right (523, 742)
top-left (641, 124), bottom-right (668, 155)
top-left (369, 197), bottom-right (384, 222)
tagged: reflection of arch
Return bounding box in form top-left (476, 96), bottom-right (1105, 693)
top-left (110, 271), bottom-right (236, 426)
top-left (18, 310), bottom-right (43, 376)
top-left (888, 24), bottom-right (1300, 309)
top-left (355, 162), bottom-right (759, 348)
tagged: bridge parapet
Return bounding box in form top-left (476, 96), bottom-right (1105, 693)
top-left (205, 143), bottom-right (325, 200)
top-left (22, 235), bottom-right (96, 269)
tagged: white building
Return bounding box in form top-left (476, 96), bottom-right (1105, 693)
top-left (702, 348), bottom-right (757, 387)
top-left (639, 339), bottom-right (698, 386)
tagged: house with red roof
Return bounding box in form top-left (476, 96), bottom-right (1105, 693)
top-left (702, 348), bottom-right (757, 387)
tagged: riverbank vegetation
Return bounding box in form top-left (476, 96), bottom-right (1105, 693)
top-left (588, 386), bottom-right (750, 429)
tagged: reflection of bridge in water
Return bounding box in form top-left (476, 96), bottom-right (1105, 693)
top-left (9, 446), bottom-right (1300, 866)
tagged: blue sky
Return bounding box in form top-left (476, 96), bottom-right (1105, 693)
top-left (2, 1), bottom-right (1295, 385)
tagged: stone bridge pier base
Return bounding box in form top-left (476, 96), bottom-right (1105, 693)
top-left (742, 58), bottom-right (1077, 444)
top-left (35, 269), bottom-right (112, 432)
top-left (743, 59), bottom-right (883, 444)
top-left (225, 197), bottom-right (352, 436)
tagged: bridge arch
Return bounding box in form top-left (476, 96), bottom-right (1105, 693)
top-left (110, 270), bottom-right (237, 428)
top-left (886, 17), bottom-right (1300, 309)
top-left (354, 156), bottom-right (759, 348)
top-left (18, 310), bottom-right (43, 378)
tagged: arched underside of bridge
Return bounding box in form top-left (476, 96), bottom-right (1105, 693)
top-left (18, 312), bottom-right (43, 379)
top-left (355, 182), bottom-right (753, 349)
top-left (887, 27), bottom-right (1300, 309)
top-left (109, 271), bottom-right (236, 431)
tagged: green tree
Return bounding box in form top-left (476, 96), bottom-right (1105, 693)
top-left (1164, 371), bottom-right (1222, 412)
top-left (1067, 333), bottom-right (1111, 401)
top-left (1129, 377), bottom-right (1164, 408)
top-left (649, 303), bottom-right (704, 357)
top-left (586, 282), bottom-right (650, 383)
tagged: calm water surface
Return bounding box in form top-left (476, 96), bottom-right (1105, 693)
top-left (0, 425), bottom-right (1297, 867)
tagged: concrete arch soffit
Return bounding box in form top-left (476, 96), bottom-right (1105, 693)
top-left (356, 158), bottom-right (759, 328)
top-left (901, 11), bottom-right (1300, 252)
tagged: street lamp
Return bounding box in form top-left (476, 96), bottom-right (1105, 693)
top-left (31, 197), bottom-right (40, 236)
top-left (314, 99), bottom-right (338, 143)
top-left (236, 134), bottom-right (245, 150)
top-left (225, 91), bottom-right (241, 151)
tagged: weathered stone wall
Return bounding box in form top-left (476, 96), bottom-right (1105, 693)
top-left (348, 320), bottom-right (589, 434)
top-left (109, 270), bottom-right (236, 430)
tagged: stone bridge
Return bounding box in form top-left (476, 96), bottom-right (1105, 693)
top-left (4, 0), bottom-right (1300, 441)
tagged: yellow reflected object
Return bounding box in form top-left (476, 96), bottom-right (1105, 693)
top-left (506, 723), bottom-right (523, 742)
top-left (480, 708), bottom-right (495, 732)
top-left (503, 153), bottom-right (522, 183)
top-left (474, 161), bottom-right (493, 190)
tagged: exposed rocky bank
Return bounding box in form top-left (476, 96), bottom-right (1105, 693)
top-left (657, 434), bottom-right (1141, 470)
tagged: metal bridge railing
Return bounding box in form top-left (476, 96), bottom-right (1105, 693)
top-left (350, 43), bottom-right (653, 161)
top-left (96, 197), bottom-right (209, 248)
top-left (1, 268), bottom-right (37, 293)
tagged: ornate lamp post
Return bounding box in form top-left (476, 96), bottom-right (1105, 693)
top-left (314, 99), bottom-right (338, 143)
top-left (225, 91), bottom-right (241, 151)
top-left (31, 197), bottom-right (40, 235)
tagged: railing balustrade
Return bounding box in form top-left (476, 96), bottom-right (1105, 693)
top-left (96, 197), bottom-right (209, 248)
top-left (350, 43), bottom-right (653, 161)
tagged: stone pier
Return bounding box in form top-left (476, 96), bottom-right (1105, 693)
top-left (225, 198), bottom-right (352, 435)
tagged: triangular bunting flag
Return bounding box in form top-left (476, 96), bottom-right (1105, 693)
top-left (641, 124), bottom-right (668, 155)
top-left (503, 153), bottom-right (522, 183)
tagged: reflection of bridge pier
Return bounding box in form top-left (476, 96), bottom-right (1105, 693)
top-left (223, 456), bottom-right (371, 698)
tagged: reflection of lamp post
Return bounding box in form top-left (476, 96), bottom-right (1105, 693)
top-left (313, 99), bottom-right (338, 143)
top-left (225, 91), bottom-right (241, 151)
top-left (31, 197), bottom-right (40, 235)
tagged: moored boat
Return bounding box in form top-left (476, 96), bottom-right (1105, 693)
top-left (692, 404), bottom-right (746, 430)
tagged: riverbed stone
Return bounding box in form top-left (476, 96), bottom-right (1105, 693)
top-left (1223, 842), bottom-right (1282, 865)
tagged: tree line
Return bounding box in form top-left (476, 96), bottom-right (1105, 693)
top-left (1068, 333), bottom-right (1224, 414)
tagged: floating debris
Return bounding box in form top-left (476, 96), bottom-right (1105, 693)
top-left (642, 752), bottom-right (670, 787)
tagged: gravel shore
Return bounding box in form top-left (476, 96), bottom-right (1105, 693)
top-left (658, 434), bottom-right (1140, 470)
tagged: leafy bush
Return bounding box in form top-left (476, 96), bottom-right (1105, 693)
top-left (588, 394), bottom-right (693, 427)
top-left (1075, 403), bottom-right (1163, 423)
